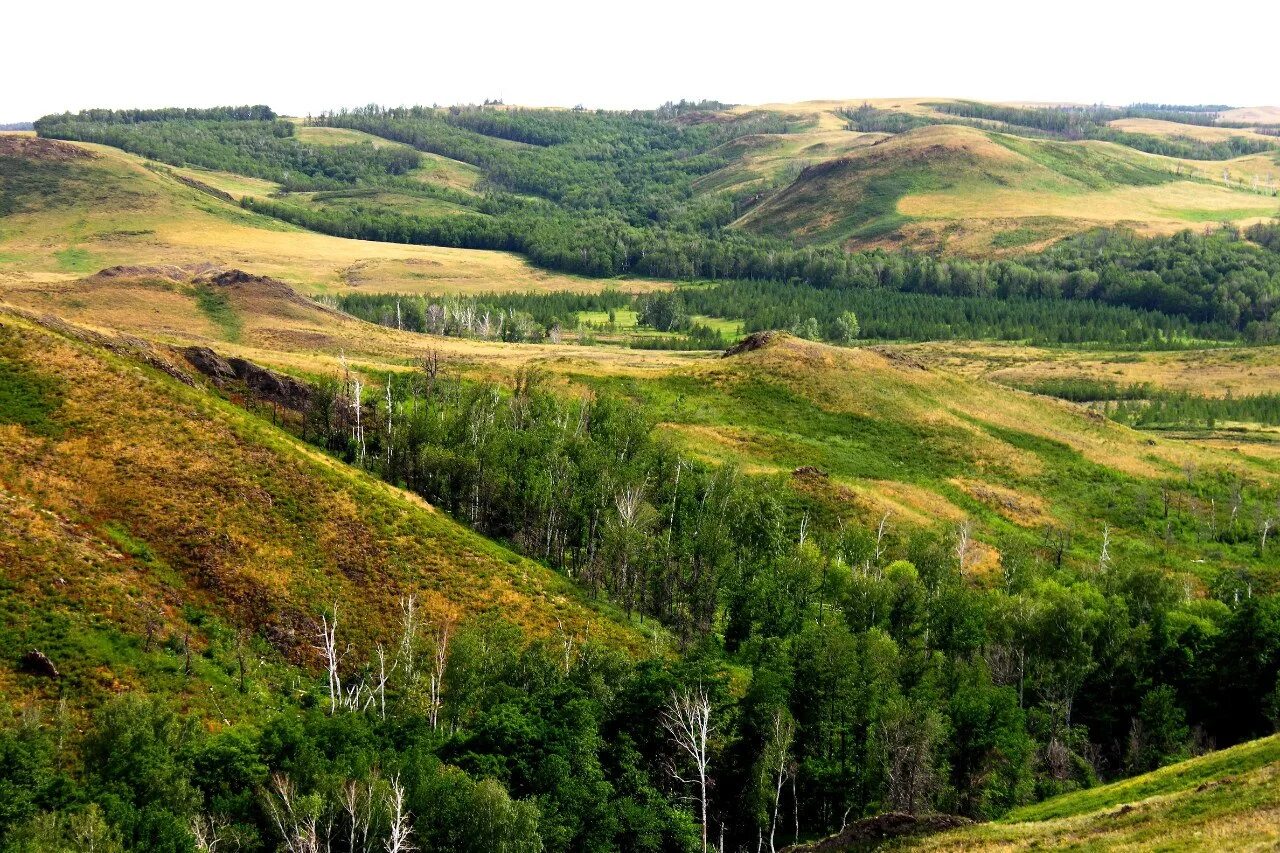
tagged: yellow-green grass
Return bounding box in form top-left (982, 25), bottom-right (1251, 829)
top-left (292, 188), bottom-right (478, 218)
top-left (409, 152), bottom-right (485, 193)
top-left (694, 128), bottom-right (885, 196)
top-left (565, 334), bottom-right (1280, 587)
top-left (899, 736), bottom-right (1280, 851)
top-left (292, 123), bottom-right (414, 149)
top-left (165, 163), bottom-right (281, 200)
top-left (0, 139), bottom-right (670, 296)
top-left (1108, 117), bottom-right (1280, 144)
top-left (896, 340), bottom-right (1280, 399)
top-left (293, 123), bottom-right (484, 192)
top-left (1220, 106), bottom-right (1280, 125)
top-left (577, 310), bottom-right (741, 336)
top-left (734, 124), bottom-right (1280, 253)
top-left (0, 309), bottom-right (651, 716)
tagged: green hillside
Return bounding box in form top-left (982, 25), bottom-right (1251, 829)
top-left (734, 124), bottom-right (1278, 252)
top-left (6, 97), bottom-right (1280, 852)
top-left (898, 735), bottom-right (1280, 850)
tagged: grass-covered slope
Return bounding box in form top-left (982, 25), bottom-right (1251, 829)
top-left (0, 309), bottom-right (645, 716)
top-left (899, 735), bottom-right (1280, 850)
top-left (577, 334), bottom-right (1280, 584)
top-left (734, 125), bottom-right (1279, 253)
top-left (0, 133), bottom-right (646, 295)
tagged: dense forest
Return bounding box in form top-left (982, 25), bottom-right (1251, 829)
top-left (332, 283), bottom-right (1229, 349)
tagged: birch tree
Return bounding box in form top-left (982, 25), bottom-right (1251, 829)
top-left (761, 709), bottom-right (795, 853)
top-left (661, 686), bottom-right (715, 853)
top-left (384, 774), bottom-right (415, 853)
top-left (315, 604), bottom-right (347, 715)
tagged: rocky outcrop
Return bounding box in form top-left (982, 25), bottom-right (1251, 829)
top-left (182, 346), bottom-right (312, 410)
top-left (723, 330), bottom-right (779, 357)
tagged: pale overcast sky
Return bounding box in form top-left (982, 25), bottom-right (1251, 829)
top-left (5, 0), bottom-right (1278, 123)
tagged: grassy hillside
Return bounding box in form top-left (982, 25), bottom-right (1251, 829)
top-left (733, 124), bottom-right (1279, 253)
top-left (8, 104), bottom-right (1280, 850)
top-left (895, 735), bottom-right (1280, 850)
top-left (0, 133), bottom-right (663, 295)
top-left (569, 333), bottom-right (1280, 586)
top-left (0, 308), bottom-right (648, 716)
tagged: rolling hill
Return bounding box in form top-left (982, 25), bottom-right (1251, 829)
top-left (0, 305), bottom-right (648, 716)
top-left (732, 123), bottom-right (1280, 253)
top-left (6, 99), bottom-right (1280, 851)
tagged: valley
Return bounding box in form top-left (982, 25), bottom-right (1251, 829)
top-left (4, 92), bottom-right (1280, 851)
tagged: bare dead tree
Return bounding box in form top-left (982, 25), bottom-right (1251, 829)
top-left (555, 618), bottom-right (577, 676)
top-left (191, 813), bottom-right (232, 852)
top-left (385, 379), bottom-right (395, 466)
top-left (421, 349), bottom-right (441, 400)
top-left (340, 778), bottom-right (374, 853)
top-left (397, 595), bottom-right (420, 685)
top-left (875, 705), bottom-right (942, 815)
top-left (264, 773), bottom-right (323, 853)
top-left (954, 518), bottom-right (974, 577)
top-left (874, 511), bottom-right (891, 568)
top-left (384, 774), bottom-right (415, 853)
top-left (315, 604), bottom-right (348, 715)
top-left (1098, 522), bottom-right (1112, 572)
top-left (661, 686), bottom-right (715, 853)
top-left (235, 630), bottom-right (251, 694)
top-left (428, 618), bottom-right (451, 732)
top-left (374, 644), bottom-right (393, 720)
top-left (763, 709), bottom-right (795, 853)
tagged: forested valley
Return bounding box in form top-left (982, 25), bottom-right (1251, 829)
top-left (9, 96), bottom-right (1280, 853)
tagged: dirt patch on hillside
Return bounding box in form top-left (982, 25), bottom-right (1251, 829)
top-left (723, 330), bottom-right (780, 357)
top-left (951, 478), bottom-right (1051, 527)
top-left (0, 135), bottom-right (95, 161)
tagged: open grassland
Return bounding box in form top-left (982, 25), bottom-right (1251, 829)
top-left (0, 310), bottom-right (649, 715)
top-left (0, 267), bottom-right (702, 380)
top-left (1221, 106), bottom-right (1280, 124)
top-left (733, 124), bottom-right (1280, 253)
top-left (898, 340), bottom-right (1280, 398)
top-left (1108, 116), bottom-right (1280, 143)
top-left (898, 736), bottom-right (1280, 851)
top-left (694, 127), bottom-right (885, 196)
top-left (0, 136), bottom-right (670, 295)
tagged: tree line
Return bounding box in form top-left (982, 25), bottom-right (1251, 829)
top-left (36, 117), bottom-right (420, 190)
top-left (33, 105), bottom-right (276, 126)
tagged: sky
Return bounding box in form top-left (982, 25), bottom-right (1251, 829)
top-left (5, 0), bottom-right (1278, 123)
